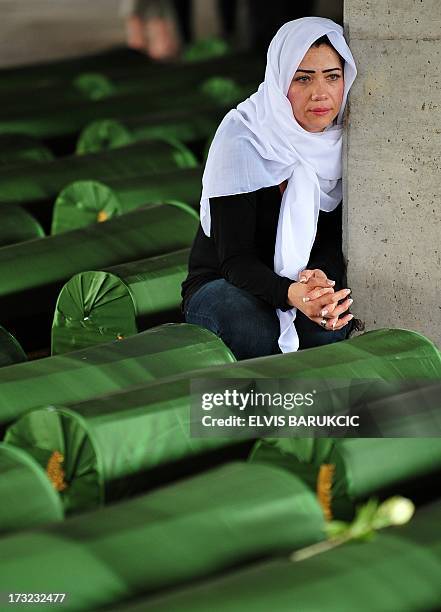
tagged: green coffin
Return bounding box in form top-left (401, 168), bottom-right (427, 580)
top-left (0, 326), bottom-right (27, 367)
top-left (149, 328), bottom-right (439, 383)
top-left (131, 501), bottom-right (441, 612)
top-left (0, 140), bottom-right (197, 209)
top-left (250, 436), bottom-right (441, 520)
top-left (1, 73), bottom-right (117, 119)
top-left (0, 463), bottom-right (324, 610)
top-left (209, 327), bottom-right (439, 380)
top-left (0, 134), bottom-right (53, 167)
top-left (0, 204), bottom-right (197, 337)
top-left (51, 166), bottom-right (202, 234)
top-left (76, 109), bottom-right (223, 155)
top-left (0, 443), bottom-right (63, 534)
top-left (0, 204), bottom-right (44, 246)
top-left (52, 249), bottom-right (190, 354)
top-left (0, 323), bottom-right (234, 430)
top-left (0, 47), bottom-right (147, 93)
top-left (4, 378), bottom-right (246, 512)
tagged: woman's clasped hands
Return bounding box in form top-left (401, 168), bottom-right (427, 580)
top-left (287, 269), bottom-right (353, 331)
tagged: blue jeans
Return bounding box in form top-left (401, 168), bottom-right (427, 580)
top-left (184, 279), bottom-right (349, 361)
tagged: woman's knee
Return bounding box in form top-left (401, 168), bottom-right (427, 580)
top-left (215, 283), bottom-right (280, 358)
top-left (185, 280), bottom-right (280, 360)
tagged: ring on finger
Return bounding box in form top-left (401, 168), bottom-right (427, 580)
top-left (319, 318), bottom-right (327, 328)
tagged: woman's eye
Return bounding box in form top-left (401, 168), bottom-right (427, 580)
top-left (327, 74), bottom-right (341, 81)
top-left (294, 76), bottom-right (310, 83)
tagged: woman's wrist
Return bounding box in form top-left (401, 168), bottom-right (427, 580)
top-left (287, 282), bottom-right (304, 309)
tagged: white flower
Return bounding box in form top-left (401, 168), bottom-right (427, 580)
top-left (376, 496), bottom-right (415, 526)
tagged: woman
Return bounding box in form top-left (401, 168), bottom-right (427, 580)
top-left (182, 17), bottom-right (357, 360)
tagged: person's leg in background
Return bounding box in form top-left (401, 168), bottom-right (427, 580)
top-left (120, 0), bottom-right (181, 58)
top-left (121, 0), bottom-right (148, 50)
top-left (185, 279), bottom-right (281, 360)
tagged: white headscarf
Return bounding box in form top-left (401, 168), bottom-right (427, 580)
top-left (200, 17), bottom-right (357, 353)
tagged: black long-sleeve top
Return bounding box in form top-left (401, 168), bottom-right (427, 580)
top-left (181, 185), bottom-right (294, 311)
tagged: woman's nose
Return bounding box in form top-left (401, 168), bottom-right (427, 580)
top-left (311, 91), bottom-right (328, 101)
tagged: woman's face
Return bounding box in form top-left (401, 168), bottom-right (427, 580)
top-left (287, 44), bottom-right (344, 133)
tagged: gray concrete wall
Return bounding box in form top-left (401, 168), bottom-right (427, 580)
top-left (344, 0), bottom-right (441, 346)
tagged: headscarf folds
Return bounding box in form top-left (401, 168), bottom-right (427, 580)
top-left (200, 17), bottom-right (357, 352)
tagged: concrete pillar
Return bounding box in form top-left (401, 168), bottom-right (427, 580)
top-left (344, 0), bottom-right (441, 346)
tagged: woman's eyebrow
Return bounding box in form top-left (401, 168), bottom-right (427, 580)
top-left (295, 67), bottom-right (342, 74)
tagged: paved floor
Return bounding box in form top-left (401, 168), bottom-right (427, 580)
top-left (0, 0), bottom-right (124, 67)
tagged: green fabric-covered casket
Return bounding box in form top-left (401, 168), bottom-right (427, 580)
top-left (0, 203), bottom-right (197, 348)
top-left (0, 326), bottom-right (27, 367)
top-left (0, 323), bottom-right (234, 431)
top-left (250, 435), bottom-right (441, 520)
top-left (0, 140), bottom-right (197, 213)
top-left (0, 73), bottom-right (119, 117)
top-left (0, 47), bottom-right (147, 93)
top-left (76, 110), bottom-right (223, 155)
top-left (50, 166), bottom-right (202, 234)
top-left (0, 204), bottom-right (44, 246)
top-left (0, 443), bottom-right (63, 534)
top-left (0, 462), bottom-right (325, 611)
top-left (51, 249), bottom-right (190, 354)
top-left (185, 328), bottom-right (439, 380)
top-left (0, 134), bottom-right (53, 167)
top-left (129, 501), bottom-right (441, 612)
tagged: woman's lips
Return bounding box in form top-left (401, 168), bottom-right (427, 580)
top-left (310, 108), bottom-right (331, 115)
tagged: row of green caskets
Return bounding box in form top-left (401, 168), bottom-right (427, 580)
top-left (2, 454), bottom-right (441, 612)
top-left (0, 140), bottom-right (202, 245)
top-left (0, 45), bottom-right (263, 139)
top-left (0, 47), bottom-right (262, 152)
top-left (0, 202), bottom-right (199, 352)
top-left (0, 48), bottom-right (265, 351)
top-left (0, 327), bottom-right (441, 610)
top-left (0, 47), bottom-right (264, 245)
top-left (0, 43), bottom-right (266, 350)
top-left (0, 146), bottom-right (203, 348)
top-left (0, 328), bottom-right (439, 517)
top-left (0, 41), bottom-right (249, 93)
